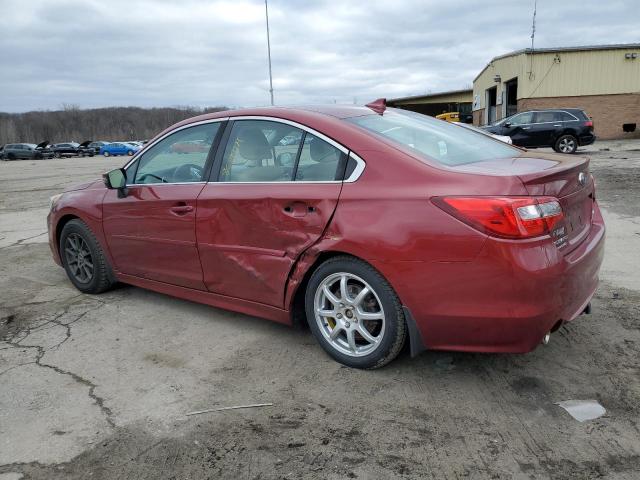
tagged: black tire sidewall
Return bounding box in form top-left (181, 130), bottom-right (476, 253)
top-left (305, 257), bottom-right (403, 369)
top-left (60, 220), bottom-right (105, 293)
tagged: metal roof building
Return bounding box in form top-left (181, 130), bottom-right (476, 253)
top-left (472, 43), bottom-right (640, 139)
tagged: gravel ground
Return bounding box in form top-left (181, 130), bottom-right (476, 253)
top-left (1, 148), bottom-right (639, 480)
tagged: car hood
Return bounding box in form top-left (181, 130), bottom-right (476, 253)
top-left (63, 179), bottom-right (103, 193)
top-left (36, 141), bottom-right (50, 149)
top-left (79, 140), bottom-right (92, 147)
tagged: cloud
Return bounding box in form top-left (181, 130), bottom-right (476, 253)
top-left (0, 0), bottom-right (637, 112)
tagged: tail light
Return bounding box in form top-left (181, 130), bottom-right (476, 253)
top-left (433, 196), bottom-right (564, 239)
top-left (584, 120), bottom-right (593, 127)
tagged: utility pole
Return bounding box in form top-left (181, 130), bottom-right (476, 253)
top-left (528, 0), bottom-right (537, 79)
top-left (265, 0), bottom-right (274, 105)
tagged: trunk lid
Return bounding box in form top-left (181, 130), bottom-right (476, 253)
top-left (454, 152), bottom-right (594, 252)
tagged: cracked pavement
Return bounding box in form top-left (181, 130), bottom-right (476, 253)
top-left (1, 152), bottom-right (639, 479)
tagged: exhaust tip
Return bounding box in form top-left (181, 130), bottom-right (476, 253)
top-left (542, 332), bottom-right (551, 345)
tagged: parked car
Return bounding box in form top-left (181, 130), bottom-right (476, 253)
top-left (52, 142), bottom-right (82, 158)
top-left (0, 141), bottom-right (54, 160)
top-left (86, 141), bottom-right (110, 155)
top-left (456, 121), bottom-right (513, 144)
top-left (483, 109), bottom-right (595, 153)
top-left (47, 102), bottom-right (604, 369)
top-left (76, 141), bottom-right (95, 157)
top-left (99, 142), bottom-right (140, 157)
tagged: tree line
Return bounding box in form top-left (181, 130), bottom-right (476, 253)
top-left (0, 105), bottom-right (228, 145)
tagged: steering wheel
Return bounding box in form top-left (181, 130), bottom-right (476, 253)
top-left (173, 163), bottom-right (204, 182)
top-left (137, 173), bottom-right (167, 183)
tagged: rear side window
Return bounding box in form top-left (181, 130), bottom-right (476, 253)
top-left (294, 133), bottom-right (346, 181)
top-left (348, 110), bottom-right (519, 167)
top-left (557, 111), bottom-right (579, 121)
top-left (535, 111), bottom-right (557, 123)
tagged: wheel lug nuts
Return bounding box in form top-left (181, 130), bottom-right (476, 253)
top-left (336, 313), bottom-right (342, 319)
top-left (345, 322), bottom-right (350, 328)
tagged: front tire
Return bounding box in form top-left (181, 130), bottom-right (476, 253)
top-left (103, 151), bottom-right (110, 157)
top-left (60, 219), bottom-right (115, 294)
top-left (305, 256), bottom-right (406, 369)
top-left (127, 150), bottom-right (134, 156)
top-left (554, 134), bottom-right (578, 154)
top-left (54, 151), bottom-right (61, 158)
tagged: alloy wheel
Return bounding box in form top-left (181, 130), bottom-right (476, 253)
top-left (314, 272), bottom-right (385, 357)
top-left (559, 137), bottom-right (576, 153)
top-left (64, 233), bottom-right (94, 283)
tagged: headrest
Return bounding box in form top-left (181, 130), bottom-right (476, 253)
top-left (237, 127), bottom-right (271, 161)
top-left (309, 137), bottom-right (338, 163)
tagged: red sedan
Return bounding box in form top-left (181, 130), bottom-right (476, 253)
top-left (47, 102), bottom-right (605, 369)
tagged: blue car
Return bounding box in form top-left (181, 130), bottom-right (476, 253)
top-left (99, 142), bottom-right (141, 157)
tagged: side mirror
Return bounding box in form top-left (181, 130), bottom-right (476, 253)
top-left (503, 122), bottom-right (511, 128)
top-left (103, 168), bottom-right (128, 197)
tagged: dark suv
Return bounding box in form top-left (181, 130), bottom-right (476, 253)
top-left (51, 142), bottom-right (93, 158)
top-left (483, 108), bottom-right (595, 154)
top-left (0, 142), bottom-right (54, 160)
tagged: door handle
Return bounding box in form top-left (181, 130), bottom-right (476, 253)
top-left (283, 202), bottom-right (313, 217)
top-left (521, 127), bottom-right (531, 130)
top-left (170, 204), bottom-right (194, 215)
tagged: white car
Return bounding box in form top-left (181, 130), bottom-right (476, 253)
top-left (456, 122), bottom-right (513, 144)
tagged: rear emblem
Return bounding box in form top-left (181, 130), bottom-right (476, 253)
top-left (578, 172), bottom-right (587, 186)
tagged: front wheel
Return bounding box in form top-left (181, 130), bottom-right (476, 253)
top-left (305, 256), bottom-right (406, 369)
top-left (554, 134), bottom-right (578, 154)
top-left (60, 219), bottom-right (115, 294)
top-left (103, 151), bottom-right (110, 157)
top-left (54, 151), bottom-right (61, 158)
top-left (127, 150), bottom-right (134, 156)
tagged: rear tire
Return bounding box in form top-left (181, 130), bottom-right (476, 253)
top-left (60, 219), bottom-right (115, 294)
top-left (554, 134), bottom-right (578, 154)
top-left (305, 256), bottom-right (406, 369)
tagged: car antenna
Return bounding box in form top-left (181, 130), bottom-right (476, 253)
top-left (365, 98), bottom-right (387, 115)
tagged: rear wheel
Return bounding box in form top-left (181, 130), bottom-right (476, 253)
top-left (127, 150), bottom-right (134, 156)
top-left (554, 134), bottom-right (578, 154)
top-left (305, 256), bottom-right (406, 369)
top-left (60, 219), bottom-right (115, 294)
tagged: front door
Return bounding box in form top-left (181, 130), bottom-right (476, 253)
top-left (500, 111), bottom-right (535, 147)
top-left (102, 121), bottom-right (224, 290)
top-left (196, 119), bottom-right (347, 308)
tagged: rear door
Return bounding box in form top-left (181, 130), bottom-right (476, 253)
top-left (102, 120), bottom-right (225, 289)
top-left (525, 111), bottom-right (560, 147)
top-left (196, 118), bottom-right (349, 307)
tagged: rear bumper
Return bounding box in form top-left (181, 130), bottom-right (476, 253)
top-left (579, 133), bottom-right (596, 146)
top-left (375, 202), bottom-right (605, 354)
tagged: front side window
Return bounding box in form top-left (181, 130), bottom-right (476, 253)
top-left (508, 112), bottom-right (534, 125)
top-left (347, 109), bottom-right (519, 167)
top-left (219, 120), bottom-right (303, 182)
top-left (131, 122), bottom-right (220, 184)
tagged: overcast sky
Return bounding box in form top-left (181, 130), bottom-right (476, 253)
top-left (1, 0), bottom-right (637, 112)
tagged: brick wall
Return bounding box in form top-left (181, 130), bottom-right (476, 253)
top-left (518, 93), bottom-right (640, 140)
top-left (472, 109), bottom-right (485, 126)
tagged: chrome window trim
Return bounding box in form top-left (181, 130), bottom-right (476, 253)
top-left (228, 115), bottom-right (349, 155)
top-left (503, 110), bottom-right (580, 126)
top-left (123, 117), bottom-right (229, 186)
top-left (215, 115), bottom-right (366, 184)
top-left (345, 152), bottom-right (366, 183)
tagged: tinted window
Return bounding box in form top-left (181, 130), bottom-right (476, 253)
top-left (219, 120), bottom-right (303, 182)
top-left (132, 122), bottom-right (220, 184)
top-left (294, 133), bottom-right (345, 181)
top-left (508, 112), bottom-right (534, 125)
top-left (556, 111), bottom-right (577, 122)
top-left (535, 111), bottom-right (556, 123)
top-left (348, 110), bottom-right (519, 166)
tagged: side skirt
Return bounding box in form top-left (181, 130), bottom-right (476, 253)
top-left (117, 273), bottom-right (291, 325)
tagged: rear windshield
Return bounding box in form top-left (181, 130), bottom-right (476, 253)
top-left (347, 109), bottom-right (519, 166)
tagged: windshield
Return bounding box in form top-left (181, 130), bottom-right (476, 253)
top-left (347, 109), bottom-right (519, 166)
